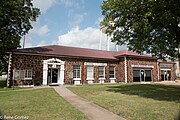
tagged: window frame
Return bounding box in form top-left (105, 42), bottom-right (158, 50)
top-left (86, 66), bottom-right (94, 80)
top-left (73, 65), bottom-right (81, 80)
top-left (14, 69), bottom-right (32, 80)
top-left (24, 69), bottom-right (32, 80)
top-left (109, 66), bottom-right (116, 79)
top-left (98, 66), bottom-right (105, 79)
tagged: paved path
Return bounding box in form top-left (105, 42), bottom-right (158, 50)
top-left (152, 81), bottom-right (180, 88)
top-left (53, 86), bottom-right (125, 120)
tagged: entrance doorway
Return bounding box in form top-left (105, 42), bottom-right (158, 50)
top-left (140, 70), bottom-right (145, 81)
top-left (161, 70), bottom-right (171, 81)
top-left (133, 69), bottom-right (152, 82)
top-left (47, 68), bottom-right (58, 84)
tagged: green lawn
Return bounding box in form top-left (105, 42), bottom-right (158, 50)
top-left (0, 88), bottom-right (88, 120)
top-left (68, 84), bottom-right (180, 120)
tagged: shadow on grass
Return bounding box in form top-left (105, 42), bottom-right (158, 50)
top-left (107, 84), bottom-right (180, 102)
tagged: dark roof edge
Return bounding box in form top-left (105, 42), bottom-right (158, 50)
top-left (115, 55), bottom-right (157, 60)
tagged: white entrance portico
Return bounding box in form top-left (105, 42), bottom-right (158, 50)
top-left (43, 58), bottom-right (65, 85)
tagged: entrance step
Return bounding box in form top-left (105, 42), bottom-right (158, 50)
top-left (49, 84), bottom-right (60, 86)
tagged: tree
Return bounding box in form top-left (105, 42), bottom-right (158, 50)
top-left (101, 0), bottom-right (180, 59)
top-left (0, 0), bottom-right (40, 74)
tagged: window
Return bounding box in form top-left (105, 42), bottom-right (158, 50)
top-left (86, 66), bottom-right (94, 79)
top-left (14, 69), bottom-right (32, 80)
top-left (98, 66), bottom-right (105, 78)
top-left (25, 69), bottom-right (32, 80)
top-left (109, 66), bottom-right (115, 78)
top-left (73, 65), bottom-right (80, 78)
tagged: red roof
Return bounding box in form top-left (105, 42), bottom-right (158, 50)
top-left (114, 50), bottom-right (155, 59)
top-left (12, 45), bottom-right (156, 60)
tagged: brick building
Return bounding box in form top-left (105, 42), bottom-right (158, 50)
top-left (7, 45), bottom-right (176, 87)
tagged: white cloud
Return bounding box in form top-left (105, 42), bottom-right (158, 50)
top-left (68, 13), bottom-right (86, 28)
top-left (59, 0), bottom-right (74, 8)
top-left (57, 26), bottom-right (127, 51)
top-left (59, 0), bottom-right (84, 8)
top-left (37, 25), bottom-right (50, 36)
top-left (32, 0), bottom-right (56, 13)
top-left (30, 22), bottom-right (50, 37)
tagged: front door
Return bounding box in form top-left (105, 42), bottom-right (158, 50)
top-left (161, 70), bottom-right (171, 81)
top-left (140, 70), bottom-right (145, 82)
top-left (52, 69), bottom-right (58, 83)
top-left (47, 68), bottom-right (58, 84)
top-left (133, 69), bottom-right (152, 82)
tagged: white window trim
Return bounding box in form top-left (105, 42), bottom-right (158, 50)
top-left (87, 78), bottom-right (94, 80)
top-left (160, 68), bottom-right (171, 71)
top-left (109, 66), bottom-right (116, 79)
top-left (98, 66), bottom-right (105, 79)
top-left (24, 69), bottom-right (32, 80)
top-left (73, 65), bottom-right (81, 79)
top-left (86, 66), bottom-right (94, 80)
top-left (24, 78), bottom-right (32, 80)
top-left (14, 69), bottom-right (32, 80)
top-left (73, 78), bottom-right (81, 81)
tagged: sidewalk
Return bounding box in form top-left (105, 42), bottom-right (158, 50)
top-left (53, 86), bottom-right (126, 120)
top-left (153, 81), bottom-right (180, 87)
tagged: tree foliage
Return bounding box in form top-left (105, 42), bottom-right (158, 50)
top-left (101, 0), bottom-right (180, 59)
top-left (0, 0), bottom-right (40, 73)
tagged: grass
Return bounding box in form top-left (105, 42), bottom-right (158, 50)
top-left (0, 80), bottom-right (6, 88)
top-left (0, 88), bottom-right (88, 120)
top-left (68, 84), bottom-right (180, 120)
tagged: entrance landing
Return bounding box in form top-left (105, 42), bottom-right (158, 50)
top-left (53, 86), bottom-right (126, 120)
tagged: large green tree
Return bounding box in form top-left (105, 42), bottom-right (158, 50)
top-left (0, 0), bottom-right (40, 74)
top-left (101, 0), bottom-right (180, 59)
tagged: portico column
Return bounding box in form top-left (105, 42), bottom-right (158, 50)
top-left (60, 63), bottom-right (64, 85)
top-left (124, 56), bottom-right (128, 83)
top-left (43, 62), bottom-right (48, 85)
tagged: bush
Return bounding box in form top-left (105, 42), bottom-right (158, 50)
top-left (0, 80), bottom-right (6, 87)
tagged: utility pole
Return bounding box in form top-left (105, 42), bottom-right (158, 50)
top-left (23, 35), bottom-right (25, 48)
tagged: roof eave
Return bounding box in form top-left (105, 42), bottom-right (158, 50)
top-left (13, 51), bottom-right (119, 61)
top-left (115, 55), bottom-right (157, 60)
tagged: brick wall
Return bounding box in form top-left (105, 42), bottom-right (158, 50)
top-left (9, 53), bottom-right (176, 86)
top-left (159, 62), bottom-right (176, 81)
top-left (127, 57), bottom-right (158, 82)
top-left (10, 53), bottom-right (121, 86)
top-left (10, 54), bottom-right (51, 86)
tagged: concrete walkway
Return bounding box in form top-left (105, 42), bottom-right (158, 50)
top-left (152, 81), bottom-right (180, 88)
top-left (53, 86), bottom-right (125, 120)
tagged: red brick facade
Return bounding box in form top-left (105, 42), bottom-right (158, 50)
top-left (8, 48), bottom-right (176, 87)
top-left (127, 57), bottom-right (158, 82)
top-left (9, 54), bottom-right (124, 86)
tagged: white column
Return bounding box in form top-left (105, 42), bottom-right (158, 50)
top-left (124, 56), bottom-right (128, 83)
top-left (59, 64), bottom-right (64, 85)
top-left (157, 62), bottom-right (159, 81)
top-left (43, 62), bottom-right (48, 85)
top-left (7, 53), bottom-right (12, 87)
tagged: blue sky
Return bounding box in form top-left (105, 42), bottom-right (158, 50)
top-left (22, 0), bottom-right (126, 51)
